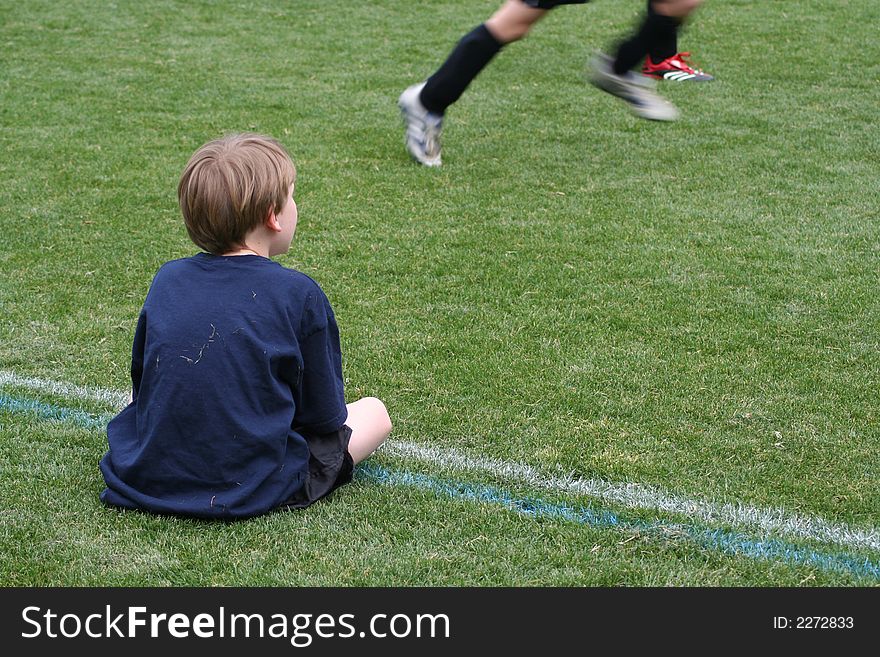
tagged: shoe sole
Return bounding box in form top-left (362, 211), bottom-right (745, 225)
top-left (644, 71), bottom-right (714, 83)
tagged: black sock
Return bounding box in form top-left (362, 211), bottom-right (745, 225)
top-left (646, 2), bottom-right (680, 62)
top-left (613, 5), bottom-right (680, 75)
top-left (419, 24), bottom-right (503, 115)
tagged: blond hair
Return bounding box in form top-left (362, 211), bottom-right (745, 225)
top-left (178, 133), bottom-right (296, 255)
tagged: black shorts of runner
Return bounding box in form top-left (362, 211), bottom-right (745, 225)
top-left (521, 0), bottom-right (589, 9)
top-left (284, 424), bottom-right (355, 509)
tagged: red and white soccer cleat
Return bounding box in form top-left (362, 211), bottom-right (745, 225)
top-left (642, 52), bottom-right (714, 82)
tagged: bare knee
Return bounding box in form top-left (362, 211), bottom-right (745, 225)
top-left (345, 397), bottom-right (392, 464)
top-left (349, 396), bottom-right (392, 436)
top-left (651, 0), bottom-right (703, 18)
top-left (362, 397), bottom-right (392, 436)
top-left (486, 20), bottom-right (533, 43)
top-left (485, 0), bottom-right (545, 43)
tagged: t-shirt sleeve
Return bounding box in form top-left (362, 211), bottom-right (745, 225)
top-left (292, 285), bottom-right (347, 434)
top-left (129, 309), bottom-right (147, 401)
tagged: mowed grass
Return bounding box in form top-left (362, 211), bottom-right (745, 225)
top-left (1, 0), bottom-right (878, 586)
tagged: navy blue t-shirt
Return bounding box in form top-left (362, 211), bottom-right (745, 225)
top-left (100, 253), bottom-right (348, 518)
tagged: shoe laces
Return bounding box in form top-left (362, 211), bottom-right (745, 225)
top-left (671, 52), bottom-right (702, 74)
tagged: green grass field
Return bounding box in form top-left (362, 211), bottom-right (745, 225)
top-left (1, 0), bottom-right (878, 586)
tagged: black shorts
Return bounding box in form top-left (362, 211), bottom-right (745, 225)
top-left (521, 0), bottom-right (589, 8)
top-left (284, 424), bottom-right (354, 509)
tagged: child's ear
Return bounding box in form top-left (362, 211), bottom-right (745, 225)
top-left (265, 207), bottom-right (282, 233)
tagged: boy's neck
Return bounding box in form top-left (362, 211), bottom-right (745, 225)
top-left (222, 224), bottom-right (279, 258)
top-left (221, 245), bottom-right (268, 258)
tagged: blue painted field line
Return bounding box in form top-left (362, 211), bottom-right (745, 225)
top-left (3, 393), bottom-right (879, 581)
top-left (0, 394), bottom-right (110, 431)
top-left (356, 463), bottom-right (880, 582)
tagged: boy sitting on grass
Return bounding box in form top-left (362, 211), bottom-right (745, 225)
top-left (100, 133), bottom-right (391, 518)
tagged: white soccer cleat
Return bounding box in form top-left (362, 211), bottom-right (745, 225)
top-left (588, 53), bottom-right (680, 122)
top-left (398, 82), bottom-right (443, 167)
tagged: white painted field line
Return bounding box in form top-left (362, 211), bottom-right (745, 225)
top-left (0, 370), bottom-right (130, 408)
top-left (3, 369), bottom-right (878, 553)
top-left (383, 442), bottom-right (880, 553)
